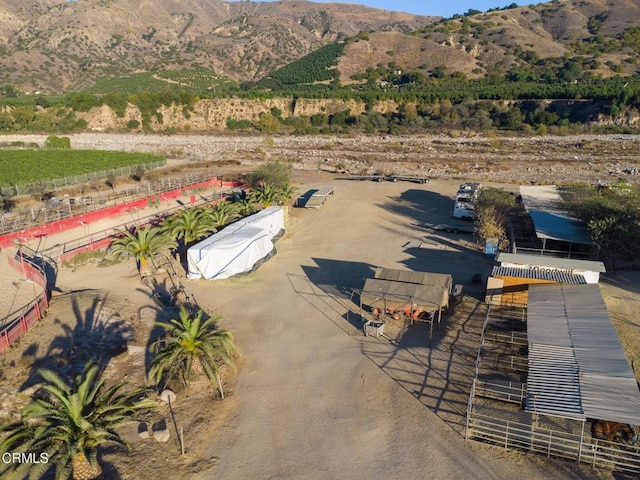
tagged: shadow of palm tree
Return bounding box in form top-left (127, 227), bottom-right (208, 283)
top-left (21, 294), bottom-right (134, 389)
top-left (134, 282), bottom-right (183, 383)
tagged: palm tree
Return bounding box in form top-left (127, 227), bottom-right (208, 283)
top-left (0, 364), bottom-right (155, 480)
top-left (235, 198), bottom-right (259, 217)
top-left (248, 183), bottom-right (280, 207)
top-left (208, 201), bottom-right (240, 230)
top-left (276, 183), bottom-right (298, 205)
top-left (109, 225), bottom-right (177, 277)
top-left (162, 207), bottom-right (215, 244)
top-left (148, 306), bottom-right (238, 399)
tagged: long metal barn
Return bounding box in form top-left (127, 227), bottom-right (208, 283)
top-left (466, 283), bottom-right (640, 474)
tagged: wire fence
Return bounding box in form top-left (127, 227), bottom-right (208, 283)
top-left (0, 160), bottom-right (166, 197)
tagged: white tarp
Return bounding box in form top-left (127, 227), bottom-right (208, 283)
top-left (187, 207), bottom-right (284, 280)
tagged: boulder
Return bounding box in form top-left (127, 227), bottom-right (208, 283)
top-left (159, 389), bottom-right (177, 404)
top-left (154, 429), bottom-right (170, 443)
top-left (138, 422), bottom-right (150, 440)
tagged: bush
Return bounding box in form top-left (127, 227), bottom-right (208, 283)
top-left (44, 135), bottom-right (71, 149)
top-left (245, 160), bottom-right (291, 188)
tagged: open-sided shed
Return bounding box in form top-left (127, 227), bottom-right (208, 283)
top-left (466, 283), bottom-right (640, 474)
top-left (518, 185), bottom-right (597, 259)
top-left (526, 283), bottom-right (640, 425)
top-left (359, 270), bottom-right (452, 340)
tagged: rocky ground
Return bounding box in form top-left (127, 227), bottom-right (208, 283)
top-left (2, 132), bottom-right (640, 187)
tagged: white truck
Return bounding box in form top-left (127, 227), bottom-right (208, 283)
top-left (452, 182), bottom-right (481, 220)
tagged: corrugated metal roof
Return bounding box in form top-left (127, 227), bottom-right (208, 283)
top-left (497, 253), bottom-right (606, 273)
top-left (519, 185), bottom-right (593, 245)
top-left (491, 266), bottom-right (586, 284)
top-left (526, 284), bottom-right (640, 425)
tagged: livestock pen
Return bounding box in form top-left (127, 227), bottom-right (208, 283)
top-left (466, 285), bottom-right (640, 474)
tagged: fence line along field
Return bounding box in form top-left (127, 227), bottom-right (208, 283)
top-left (0, 150), bottom-right (166, 195)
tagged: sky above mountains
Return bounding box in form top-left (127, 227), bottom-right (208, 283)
top-left (240, 0), bottom-right (540, 17)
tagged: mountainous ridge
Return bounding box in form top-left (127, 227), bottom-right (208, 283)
top-left (0, 0), bottom-right (434, 92)
top-left (0, 0), bottom-right (639, 96)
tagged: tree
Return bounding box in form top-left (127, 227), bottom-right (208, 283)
top-left (248, 183), bottom-right (281, 207)
top-left (109, 225), bottom-right (177, 277)
top-left (474, 188), bottom-right (515, 250)
top-left (148, 307), bottom-right (239, 398)
top-left (475, 206), bottom-right (509, 250)
top-left (245, 160), bottom-right (292, 188)
top-left (475, 187), bottom-right (514, 215)
top-left (208, 201), bottom-right (240, 230)
top-left (162, 207), bottom-right (215, 245)
top-left (0, 364), bottom-right (155, 480)
top-left (255, 112), bottom-right (280, 133)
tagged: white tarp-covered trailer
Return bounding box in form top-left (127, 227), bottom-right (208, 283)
top-left (187, 207), bottom-right (284, 280)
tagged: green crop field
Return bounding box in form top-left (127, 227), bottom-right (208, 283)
top-left (0, 150), bottom-right (165, 187)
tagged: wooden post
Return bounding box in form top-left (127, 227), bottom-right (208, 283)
top-left (180, 428), bottom-right (185, 455)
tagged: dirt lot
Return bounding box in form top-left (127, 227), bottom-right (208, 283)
top-left (1, 135), bottom-right (640, 480)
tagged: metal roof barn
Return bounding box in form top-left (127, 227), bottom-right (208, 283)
top-left (526, 284), bottom-right (640, 425)
top-left (519, 185), bottom-right (594, 247)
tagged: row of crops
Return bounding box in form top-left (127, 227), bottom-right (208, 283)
top-left (0, 150), bottom-right (166, 196)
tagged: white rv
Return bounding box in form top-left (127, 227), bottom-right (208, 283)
top-left (453, 182), bottom-right (481, 220)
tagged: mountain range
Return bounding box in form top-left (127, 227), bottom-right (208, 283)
top-left (0, 0), bottom-right (639, 94)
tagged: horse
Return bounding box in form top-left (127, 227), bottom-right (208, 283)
top-left (591, 421), bottom-right (637, 444)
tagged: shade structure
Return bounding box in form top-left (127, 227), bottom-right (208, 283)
top-left (525, 284), bottom-right (640, 426)
top-left (374, 267), bottom-right (453, 291)
top-left (519, 185), bottom-right (593, 245)
top-left (360, 277), bottom-right (448, 312)
top-left (187, 207), bottom-right (284, 280)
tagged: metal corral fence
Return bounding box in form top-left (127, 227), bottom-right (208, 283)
top-left (465, 304), bottom-right (640, 474)
top-left (49, 186), bottom-right (231, 264)
top-left (0, 170), bottom-right (219, 236)
top-left (0, 249), bottom-right (49, 353)
top-left (0, 160), bottom-right (166, 197)
top-left (467, 405), bottom-right (640, 473)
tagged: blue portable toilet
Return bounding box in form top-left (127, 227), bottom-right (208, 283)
top-left (485, 238), bottom-right (499, 259)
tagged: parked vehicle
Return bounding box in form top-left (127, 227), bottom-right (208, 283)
top-left (453, 182), bottom-right (481, 220)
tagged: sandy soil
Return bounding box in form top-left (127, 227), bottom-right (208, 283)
top-left (0, 254), bottom-right (44, 323)
top-left (3, 167), bottom-right (636, 480)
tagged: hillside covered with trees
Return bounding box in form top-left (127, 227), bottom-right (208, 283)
top-left (1, 0), bottom-right (640, 135)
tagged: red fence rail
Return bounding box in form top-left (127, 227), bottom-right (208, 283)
top-left (0, 176), bottom-right (241, 249)
top-left (1, 250), bottom-right (49, 353)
